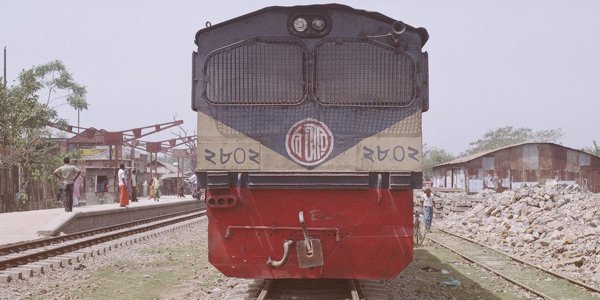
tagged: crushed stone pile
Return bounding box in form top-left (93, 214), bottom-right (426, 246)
top-left (436, 183), bottom-right (599, 287)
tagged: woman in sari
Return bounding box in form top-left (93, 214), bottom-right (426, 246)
top-left (149, 177), bottom-right (155, 200)
top-left (72, 175), bottom-right (83, 207)
top-left (118, 164), bottom-right (129, 207)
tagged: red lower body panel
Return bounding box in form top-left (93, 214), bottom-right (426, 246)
top-left (206, 188), bottom-right (413, 279)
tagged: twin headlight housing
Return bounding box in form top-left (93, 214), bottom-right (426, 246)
top-left (290, 15), bottom-right (329, 37)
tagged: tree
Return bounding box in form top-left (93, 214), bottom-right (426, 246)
top-left (583, 140), bottom-right (600, 157)
top-left (463, 126), bottom-right (563, 155)
top-left (422, 145), bottom-right (455, 180)
top-left (0, 76), bottom-right (55, 169)
top-left (169, 115), bottom-right (197, 173)
top-left (0, 61), bottom-right (88, 212)
top-left (1, 60), bottom-right (88, 166)
top-left (29, 60), bottom-right (88, 111)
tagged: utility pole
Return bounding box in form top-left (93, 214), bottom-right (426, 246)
top-left (3, 46), bottom-right (6, 86)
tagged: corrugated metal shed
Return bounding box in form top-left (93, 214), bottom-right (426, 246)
top-left (432, 142), bottom-right (600, 193)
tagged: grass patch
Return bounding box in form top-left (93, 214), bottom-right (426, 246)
top-left (400, 245), bottom-right (523, 299)
top-left (54, 236), bottom-right (222, 299)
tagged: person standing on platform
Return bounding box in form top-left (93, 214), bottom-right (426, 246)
top-left (153, 175), bottom-right (161, 201)
top-left (131, 170), bottom-right (138, 202)
top-left (142, 179), bottom-right (149, 198)
top-left (189, 173), bottom-right (200, 199)
top-left (126, 169), bottom-right (133, 200)
top-left (73, 175), bottom-right (83, 207)
top-left (53, 157), bottom-right (81, 212)
top-left (149, 177), bottom-right (156, 200)
top-left (118, 163), bottom-right (129, 207)
top-left (177, 180), bottom-right (185, 198)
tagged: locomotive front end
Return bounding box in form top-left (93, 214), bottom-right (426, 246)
top-left (192, 4), bottom-right (429, 279)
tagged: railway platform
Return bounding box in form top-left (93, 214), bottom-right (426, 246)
top-left (0, 195), bottom-right (200, 246)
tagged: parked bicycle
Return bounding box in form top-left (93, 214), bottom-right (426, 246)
top-left (413, 206), bottom-right (427, 246)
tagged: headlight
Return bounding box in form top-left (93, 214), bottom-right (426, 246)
top-left (293, 17), bottom-right (308, 32)
top-left (311, 18), bottom-right (326, 31)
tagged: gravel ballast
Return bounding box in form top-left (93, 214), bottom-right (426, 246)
top-left (1, 217), bottom-right (541, 299)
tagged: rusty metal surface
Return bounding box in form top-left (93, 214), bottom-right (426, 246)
top-left (207, 188), bottom-right (414, 279)
top-left (296, 239), bottom-right (324, 268)
top-left (432, 143), bottom-right (600, 193)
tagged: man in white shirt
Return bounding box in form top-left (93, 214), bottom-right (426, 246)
top-left (118, 163), bottom-right (129, 207)
top-left (189, 174), bottom-right (197, 186)
top-left (189, 174), bottom-right (199, 199)
top-left (420, 188), bottom-right (434, 232)
top-left (53, 157), bottom-right (81, 212)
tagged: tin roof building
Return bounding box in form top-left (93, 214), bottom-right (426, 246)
top-left (432, 142), bottom-right (600, 193)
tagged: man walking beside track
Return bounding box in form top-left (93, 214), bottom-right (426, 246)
top-left (53, 157), bottom-right (81, 212)
top-left (118, 163), bottom-right (129, 207)
top-left (421, 188), bottom-right (434, 232)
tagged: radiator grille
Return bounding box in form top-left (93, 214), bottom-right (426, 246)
top-left (204, 37), bottom-right (306, 105)
top-left (314, 38), bottom-right (416, 107)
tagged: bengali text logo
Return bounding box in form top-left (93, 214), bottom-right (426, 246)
top-left (285, 118), bottom-right (334, 167)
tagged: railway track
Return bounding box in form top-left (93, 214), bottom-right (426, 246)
top-left (428, 227), bottom-right (600, 299)
top-left (0, 209), bottom-right (206, 282)
top-left (226, 278), bottom-right (390, 300)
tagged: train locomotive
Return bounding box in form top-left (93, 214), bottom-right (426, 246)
top-left (191, 4), bottom-right (429, 279)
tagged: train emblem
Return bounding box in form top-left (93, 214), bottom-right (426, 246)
top-left (285, 118), bottom-right (334, 166)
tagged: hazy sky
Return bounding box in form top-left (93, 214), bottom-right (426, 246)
top-left (2, 0), bottom-right (599, 155)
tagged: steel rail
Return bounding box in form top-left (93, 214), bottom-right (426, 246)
top-left (256, 280), bottom-right (272, 300)
top-left (428, 227), bottom-right (600, 299)
top-left (427, 234), bottom-right (551, 299)
top-left (348, 279), bottom-right (361, 300)
top-left (255, 279), bottom-right (361, 300)
top-left (0, 211), bottom-right (205, 270)
top-left (434, 226), bottom-right (600, 294)
top-left (0, 208), bottom-right (204, 256)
